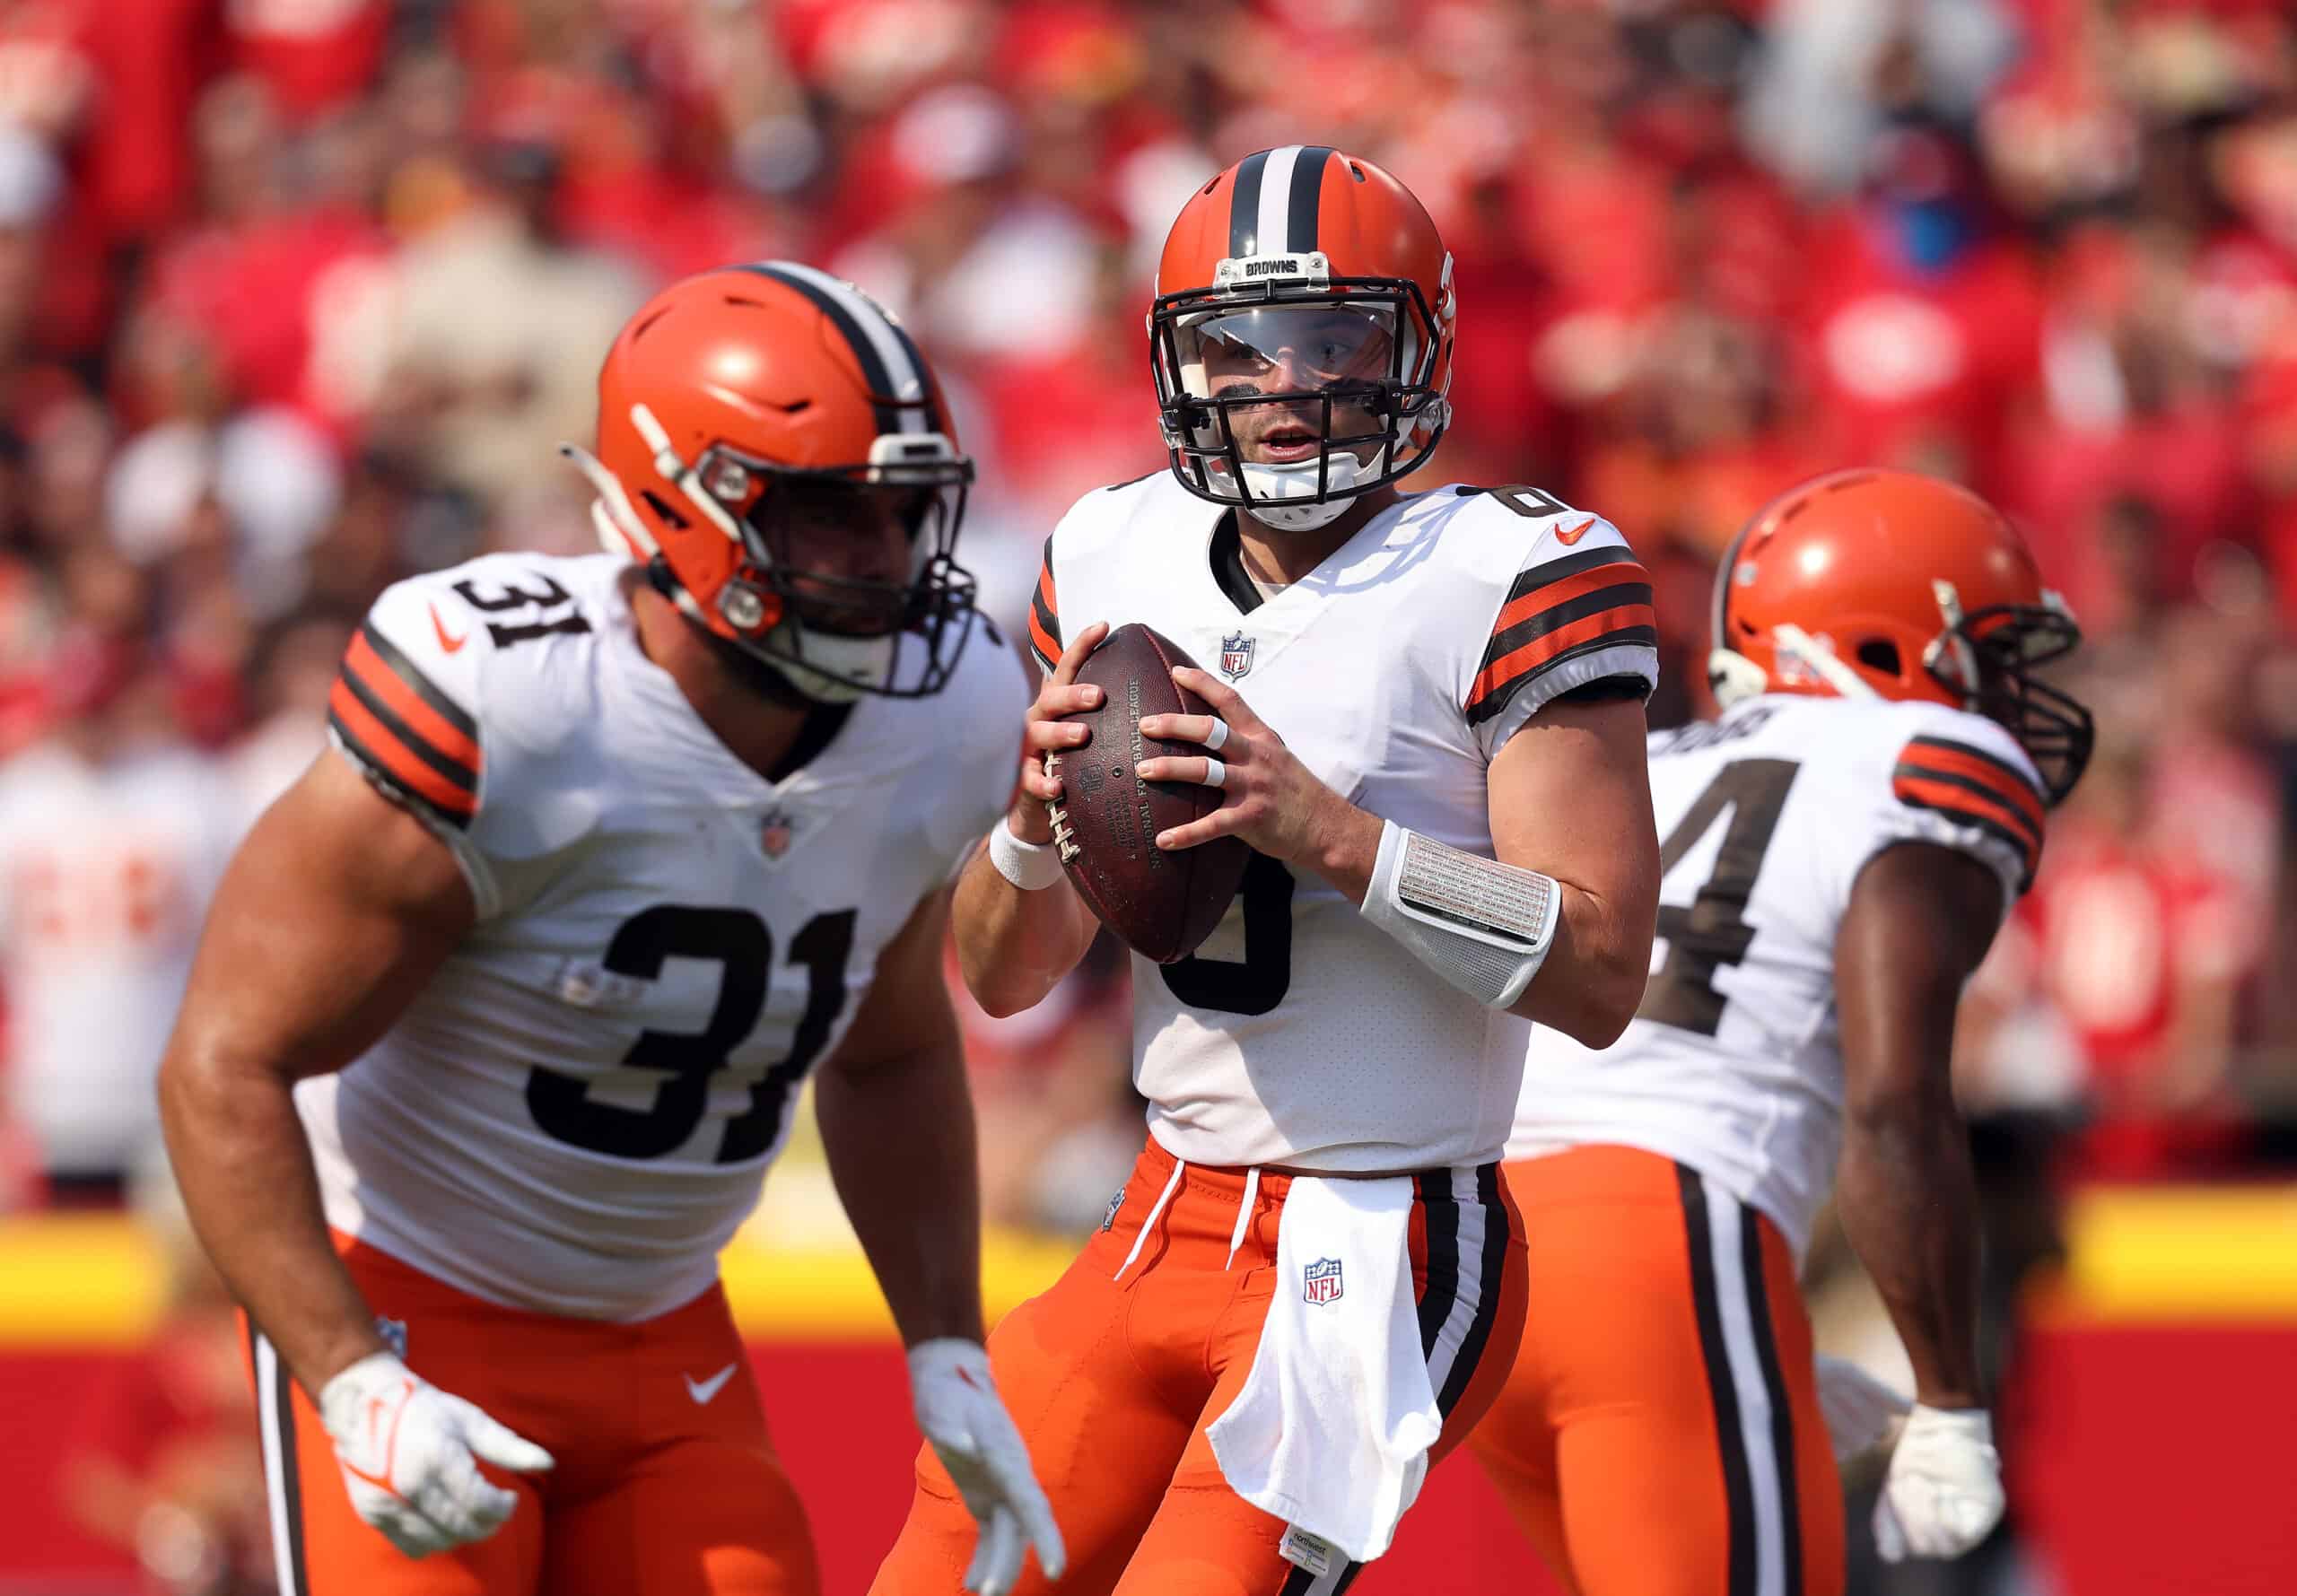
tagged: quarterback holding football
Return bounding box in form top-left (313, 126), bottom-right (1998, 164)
top-left (874, 147), bottom-right (1664, 1596)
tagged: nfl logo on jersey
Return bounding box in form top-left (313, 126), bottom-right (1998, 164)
top-left (1219, 632), bottom-right (1254, 681)
top-left (759, 808), bottom-right (794, 860)
top-left (1302, 1257), bottom-right (1344, 1305)
top-left (374, 1316), bottom-right (408, 1358)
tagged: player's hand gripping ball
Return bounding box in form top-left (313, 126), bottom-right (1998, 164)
top-left (1043, 624), bottom-right (1249, 963)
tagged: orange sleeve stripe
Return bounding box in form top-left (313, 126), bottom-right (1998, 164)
top-left (1469, 601), bottom-right (1658, 708)
top-left (344, 632), bottom-right (481, 772)
top-left (1891, 772), bottom-right (2039, 859)
top-left (1026, 605), bottom-right (1060, 667)
top-left (1488, 557), bottom-right (1650, 640)
top-left (1037, 562), bottom-right (1057, 618)
top-left (329, 681), bottom-right (478, 818)
top-left (1898, 745), bottom-right (2045, 834)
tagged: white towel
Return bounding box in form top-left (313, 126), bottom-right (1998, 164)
top-left (1204, 1173), bottom-right (1441, 1565)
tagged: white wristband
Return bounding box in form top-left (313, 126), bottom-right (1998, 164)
top-left (987, 814), bottom-right (1067, 891)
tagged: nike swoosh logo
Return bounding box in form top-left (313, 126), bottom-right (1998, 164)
top-left (684, 1363), bottom-right (738, 1405)
top-left (1554, 516), bottom-right (1597, 546)
top-left (429, 603), bottom-right (467, 654)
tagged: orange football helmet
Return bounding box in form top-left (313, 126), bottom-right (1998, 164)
top-left (1150, 145), bottom-right (1454, 530)
top-left (1710, 468), bottom-right (2094, 802)
top-left (564, 260), bottom-right (976, 702)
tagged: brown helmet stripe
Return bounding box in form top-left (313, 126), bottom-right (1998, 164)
top-left (1228, 149), bottom-right (1271, 257)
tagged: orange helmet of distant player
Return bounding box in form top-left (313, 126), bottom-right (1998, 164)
top-left (1149, 145), bottom-right (1455, 530)
top-left (563, 261), bottom-right (976, 702)
top-left (1710, 467), bottom-right (2094, 802)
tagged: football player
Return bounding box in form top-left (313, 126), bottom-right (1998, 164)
top-left (156, 263), bottom-right (1062, 1596)
top-left (1469, 469), bottom-right (2095, 1595)
top-left (871, 148), bottom-right (1663, 1596)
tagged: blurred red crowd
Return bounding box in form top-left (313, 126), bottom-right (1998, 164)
top-left (0, 0), bottom-right (2294, 1224)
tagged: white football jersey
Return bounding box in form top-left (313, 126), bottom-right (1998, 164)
top-left (0, 741), bottom-right (240, 1177)
top-left (1508, 692), bottom-right (2048, 1259)
top-left (298, 553), bottom-right (1023, 1320)
top-left (1033, 473), bottom-right (1659, 1172)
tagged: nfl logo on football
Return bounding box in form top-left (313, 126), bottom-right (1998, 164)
top-left (1302, 1257), bottom-right (1344, 1306)
top-left (759, 808), bottom-right (794, 860)
top-left (1219, 632), bottom-right (1254, 681)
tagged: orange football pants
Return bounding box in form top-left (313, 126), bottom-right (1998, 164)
top-left (1464, 1147), bottom-right (1844, 1596)
top-left (244, 1234), bottom-right (817, 1596)
top-left (870, 1135), bottom-right (1529, 1596)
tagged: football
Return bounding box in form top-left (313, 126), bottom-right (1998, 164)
top-left (1050, 624), bottom-right (1250, 964)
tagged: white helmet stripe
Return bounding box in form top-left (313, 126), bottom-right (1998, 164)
top-left (760, 260), bottom-right (926, 406)
top-left (1257, 144), bottom-right (1302, 257)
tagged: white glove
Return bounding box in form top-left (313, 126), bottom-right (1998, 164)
top-left (908, 1339), bottom-right (1066, 1596)
top-left (1812, 1354), bottom-right (1912, 1463)
top-left (1873, 1405), bottom-right (2005, 1561)
top-left (318, 1352), bottom-right (555, 1557)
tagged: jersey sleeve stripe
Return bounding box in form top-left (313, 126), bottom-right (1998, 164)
top-left (1467, 602), bottom-right (1659, 720)
top-left (336, 663), bottom-right (478, 794)
top-left (1891, 766), bottom-right (2041, 850)
top-left (1891, 773), bottom-right (2039, 883)
top-left (1900, 737), bottom-right (2046, 830)
top-left (354, 624), bottom-right (479, 744)
top-left (1495, 545), bottom-right (1639, 613)
top-left (1484, 569), bottom-right (1655, 662)
top-left (1027, 535), bottom-right (1061, 670)
top-left (328, 685), bottom-right (477, 824)
top-left (344, 632), bottom-right (481, 772)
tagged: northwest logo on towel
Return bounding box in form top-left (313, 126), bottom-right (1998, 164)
top-left (1302, 1257), bottom-right (1344, 1305)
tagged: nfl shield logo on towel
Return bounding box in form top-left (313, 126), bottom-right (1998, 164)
top-left (759, 808), bottom-right (794, 860)
top-left (1303, 1257), bottom-right (1344, 1305)
top-left (1219, 632), bottom-right (1254, 681)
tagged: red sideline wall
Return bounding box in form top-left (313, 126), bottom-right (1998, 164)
top-left (6, 1321), bottom-right (2295, 1595)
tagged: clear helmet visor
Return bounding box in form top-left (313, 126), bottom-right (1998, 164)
top-left (1175, 302), bottom-right (1402, 402)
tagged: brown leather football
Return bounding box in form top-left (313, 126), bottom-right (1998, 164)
top-left (1050, 624), bottom-right (1250, 964)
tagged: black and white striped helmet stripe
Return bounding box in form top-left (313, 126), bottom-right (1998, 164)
top-left (736, 261), bottom-right (935, 436)
top-left (1227, 144), bottom-right (1334, 258)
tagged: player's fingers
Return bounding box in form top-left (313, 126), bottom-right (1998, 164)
top-left (1032, 681), bottom-right (1102, 718)
top-left (1156, 806), bottom-right (1245, 851)
top-left (1171, 667), bottom-right (1263, 731)
top-left (1873, 1494), bottom-right (1908, 1562)
top-left (459, 1411), bottom-right (556, 1475)
top-left (1135, 755), bottom-right (1226, 789)
top-left (1137, 712), bottom-right (1228, 752)
top-left (964, 1504), bottom-right (1023, 1596)
top-left (1047, 622), bottom-right (1110, 687)
top-left (1023, 717), bottom-right (1091, 753)
top-left (994, 1469), bottom-right (1065, 1581)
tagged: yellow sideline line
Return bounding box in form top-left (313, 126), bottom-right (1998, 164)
top-left (5, 1184), bottom-right (2297, 1348)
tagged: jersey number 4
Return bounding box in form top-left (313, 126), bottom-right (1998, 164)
top-left (526, 904), bottom-right (854, 1161)
top-left (1638, 759), bottom-right (1798, 1036)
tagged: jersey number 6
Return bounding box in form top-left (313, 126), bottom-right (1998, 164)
top-left (1158, 852), bottom-right (1295, 1016)
top-left (526, 904), bottom-right (855, 1161)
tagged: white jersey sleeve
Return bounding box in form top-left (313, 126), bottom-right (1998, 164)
top-left (1847, 701), bottom-right (2048, 905)
top-left (329, 554), bottom-right (604, 920)
top-left (1442, 486), bottom-right (1659, 761)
